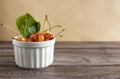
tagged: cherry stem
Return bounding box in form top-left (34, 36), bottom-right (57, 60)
top-left (43, 25), bottom-right (62, 33)
top-left (55, 28), bottom-right (65, 37)
top-left (1, 24), bottom-right (18, 34)
top-left (42, 15), bottom-right (51, 33)
top-left (45, 15), bottom-right (51, 33)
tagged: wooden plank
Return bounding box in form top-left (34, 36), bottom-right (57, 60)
top-left (1, 48), bottom-right (120, 56)
top-left (0, 49), bottom-right (14, 56)
top-left (0, 65), bottom-right (120, 79)
top-left (1, 41), bottom-right (120, 49)
top-left (55, 41), bottom-right (120, 49)
top-left (0, 48), bottom-right (106, 56)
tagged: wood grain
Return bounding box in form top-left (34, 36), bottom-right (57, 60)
top-left (1, 41), bottom-right (120, 79)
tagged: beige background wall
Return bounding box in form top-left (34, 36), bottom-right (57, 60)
top-left (0, 0), bottom-right (120, 41)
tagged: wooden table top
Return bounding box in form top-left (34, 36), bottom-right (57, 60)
top-left (1, 41), bottom-right (120, 79)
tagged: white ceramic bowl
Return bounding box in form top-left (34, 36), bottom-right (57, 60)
top-left (12, 38), bottom-right (55, 69)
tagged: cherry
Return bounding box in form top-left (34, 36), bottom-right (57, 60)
top-left (25, 34), bottom-right (35, 42)
top-left (35, 32), bottom-right (45, 42)
top-left (25, 38), bottom-right (33, 42)
top-left (17, 36), bottom-right (26, 42)
top-left (44, 33), bottom-right (54, 40)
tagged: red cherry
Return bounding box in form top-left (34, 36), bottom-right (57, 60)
top-left (29, 34), bottom-right (36, 42)
top-left (44, 33), bottom-right (54, 40)
top-left (25, 38), bottom-right (33, 42)
top-left (35, 33), bottom-right (45, 42)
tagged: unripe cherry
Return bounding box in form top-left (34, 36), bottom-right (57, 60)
top-left (17, 36), bottom-right (26, 42)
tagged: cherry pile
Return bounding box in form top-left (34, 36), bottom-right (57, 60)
top-left (17, 32), bottom-right (54, 42)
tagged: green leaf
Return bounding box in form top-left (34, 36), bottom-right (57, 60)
top-left (28, 22), bottom-right (41, 34)
top-left (16, 13), bottom-right (41, 38)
